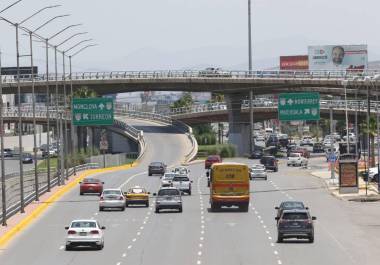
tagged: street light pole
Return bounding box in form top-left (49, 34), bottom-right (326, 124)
top-left (248, 0), bottom-right (254, 155)
top-left (0, 50), bottom-right (7, 226)
top-left (15, 23), bottom-right (25, 213)
top-left (62, 51), bottom-right (68, 180)
top-left (343, 80), bottom-right (350, 153)
top-left (366, 77), bottom-right (371, 196)
top-left (330, 103), bottom-right (335, 181)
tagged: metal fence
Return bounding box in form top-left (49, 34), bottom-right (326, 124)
top-left (0, 163), bottom-right (99, 224)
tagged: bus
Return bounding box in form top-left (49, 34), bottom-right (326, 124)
top-left (209, 163), bottom-right (250, 212)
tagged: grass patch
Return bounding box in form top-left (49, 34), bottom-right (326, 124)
top-left (37, 157), bottom-right (58, 171)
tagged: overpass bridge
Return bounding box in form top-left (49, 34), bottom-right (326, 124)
top-left (167, 100), bottom-right (377, 124)
top-left (1, 70), bottom-right (380, 95)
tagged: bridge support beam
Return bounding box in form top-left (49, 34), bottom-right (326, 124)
top-left (226, 93), bottom-right (250, 156)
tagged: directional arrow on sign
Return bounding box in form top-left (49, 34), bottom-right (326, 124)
top-left (83, 113), bottom-right (89, 120)
top-left (287, 99), bottom-right (294, 105)
top-left (99, 103), bottom-right (105, 110)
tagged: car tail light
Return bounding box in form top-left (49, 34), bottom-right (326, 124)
top-left (119, 196), bottom-right (124, 200)
top-left (100, 196), bottom-right (104, 201)
top-left (68, 230), bottom-right (76, 234)
top-left (90, 230), bottom-right (99, 234)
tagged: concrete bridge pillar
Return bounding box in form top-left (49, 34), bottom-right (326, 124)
top-left (225, 93), bottom-right (250, 156)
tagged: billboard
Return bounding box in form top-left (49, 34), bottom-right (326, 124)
top-left (308, 45), bottom-right (368, 71)
top-left (280, 55), bottom-right (308, 70)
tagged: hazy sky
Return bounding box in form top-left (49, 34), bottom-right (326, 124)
top-left (0, 0), bottom-right (379, 72)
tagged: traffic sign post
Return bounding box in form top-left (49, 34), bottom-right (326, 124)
top-left (72, 98), bottom-right (114, 126)
top-left (278, 93), bottom-right (320, 121)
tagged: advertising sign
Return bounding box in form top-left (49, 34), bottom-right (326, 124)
top-left (72, 98), bottom-right (114, 126)
top-left (278, 92), bottom-right (320, 121)
top-left (308, 45), bottom-right (368, 71)
top-left (280, 55), bottom-right (309, 70)
top-left (339, 160), bottom-right (358, 194)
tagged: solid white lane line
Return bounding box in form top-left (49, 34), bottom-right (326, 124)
top-left (270, 243), bottom-right (275, 247)
top-left (201, 230), bottom-right (205, 234)
top-left (140, 226), bottom-right (144, 230)
top-left (122, 253), bottom-right (127, 257)
top-left (198, 251), bottom-right (202, 256)
top-left (278, 260), bottom-right (282, 264)
top-left (268, 236), bottom-right (272, 240)
top-left (263, 225), bottom-right (267, 229)
top-left (132, 238), bottom-right (136, 242)
top-left (197, 261), bottom-right (201, 265)
top-left (260, 220), bottom-right (264, 224)
top-left (116, 262), bottom-right (121, 265)
top-left (274, 250), bottom-right (278, 255)
top-left (128, 245), bottom-right (132, 249)
top-left (266, 231), bottom-right (270, 234)
top-left (200, 237), bottom-right (204, 241)
top-left (199, 243), bottom-right (203, 248)
top-left (137, 231), bottom-right (141, 236)
top-left (59, 246), bottom-right (64, 250)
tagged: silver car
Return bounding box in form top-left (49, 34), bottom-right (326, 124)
top-left (65, 219), bottom-right (105, 250)
top-left (250, 167), bottom-right (268, 180)
top-left (161, 173), bottom-right (178, 187)
top-left (154, 187), bottom-right (182, 213)
top-left (99, 189), bottom-right (125, 211)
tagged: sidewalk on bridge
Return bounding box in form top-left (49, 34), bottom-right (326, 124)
top-left (310, 169), bottom-right (380, 200)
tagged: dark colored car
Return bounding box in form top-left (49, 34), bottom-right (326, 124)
top-left (275, 201), bottom-right (308, 220)
top-left (79, 178), bottom-right (104, 195)
top-left (249, 147), bottom-right (263, 159)
top-left (260, 156), bottom-right (278, 172)
top-left (312, 143), bottom-right (324, 153)
top-left (266, 135), bottom-right (280, 148)
top-left (21, 153), bottom-right (33, 164)
top-left (276, 209), bottom-right (316, 243)
top-left (148, 162), bottom-right (166, 176)
top-left (3, 148), bottom-right (13, 157)
top-left (205, 155), bottom-right (222, 169)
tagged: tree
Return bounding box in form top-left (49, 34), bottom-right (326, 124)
top-left (361, 116), bottom-right (377, 167)
top-left (171, 92), bottom-right (193, 109)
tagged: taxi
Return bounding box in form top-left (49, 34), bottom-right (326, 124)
top-left (124, 186), bottom-right (150, 207)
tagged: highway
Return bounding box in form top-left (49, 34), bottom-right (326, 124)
top-left (0, 158), bottom-right (35, 176)
top-left (1, 121), bottom-right (380, 265)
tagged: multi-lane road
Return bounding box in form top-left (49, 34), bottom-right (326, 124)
top-left (1, 120), bottom-right (380, 265)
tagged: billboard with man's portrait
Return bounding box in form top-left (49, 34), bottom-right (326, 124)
top-left (308, 45), bottom-right (368, 71)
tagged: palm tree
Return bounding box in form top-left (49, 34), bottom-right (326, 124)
top-left (361, 115), bottom-right (377, 167)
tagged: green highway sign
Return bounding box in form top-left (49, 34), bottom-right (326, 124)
top-left (278, 92), bottom-right (320, 121)
top-left (72, 98), bottom-right (114, 126)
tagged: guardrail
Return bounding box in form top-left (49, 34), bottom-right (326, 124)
top-left (0, 163), bottom-right (99, 224)
top-left (2, 70), bottom-right (380, 83)
top-left (168, 99), bottom-right (380, 116)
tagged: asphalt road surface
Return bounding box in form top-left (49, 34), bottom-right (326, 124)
top-left (1, 121), bottom-right (380, 265)
top-left (1, 158), bottom-right (35, 176)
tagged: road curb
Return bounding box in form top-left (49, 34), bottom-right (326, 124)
top-left (0, 162), bottom-right (138, 248)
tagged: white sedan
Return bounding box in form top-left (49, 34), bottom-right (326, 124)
top-left (65, 220), bottom-right (105, 250)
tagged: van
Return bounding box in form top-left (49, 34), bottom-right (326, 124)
top-left (209, 163), bottom-right (250, 212)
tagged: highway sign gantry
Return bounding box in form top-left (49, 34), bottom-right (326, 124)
top-left (278, 92), bottom-right (320, 121)
top-left (72, 98), bottom-right (114, 126)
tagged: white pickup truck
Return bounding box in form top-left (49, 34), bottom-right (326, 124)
top-left (171, 175), bottom-right (193, 195)
top-left (287, 153), bottom-right (308, 167)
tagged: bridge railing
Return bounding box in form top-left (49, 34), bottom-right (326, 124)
top-left (2, 69), bottom-right (380, 83)
top-left (168, 99), bottom-right (380, 116)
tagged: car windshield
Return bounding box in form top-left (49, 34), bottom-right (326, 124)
top-left (83, 178), bottom-right (100, 183)
top-left (151, 162), bottom-right (162, 166)
top-left (158, 189), bottom-right (180, 196)
top-left (130, 188), bottom-right (144, 193)
top-left (290, 153), bottom-right (301, 157)
top-left (163, 174), bottom-right (176, 179)
top-left (173, 176), bottom-right (189, 182)
top-left (71, 221), bottom-right (96, 228)
top-left (103, 190), bottom-right (121, 195)
top-left (282, 212), bottom-right (308, 220)
top-left (281, 201), bottom-right (305, 209)
top-left (253, 169), bottom-right (265, 173)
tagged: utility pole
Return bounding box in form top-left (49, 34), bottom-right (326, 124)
top-left (1, 50), bottom-right (7, 226)
top-left (248, 0), bottom-right (254, 154)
